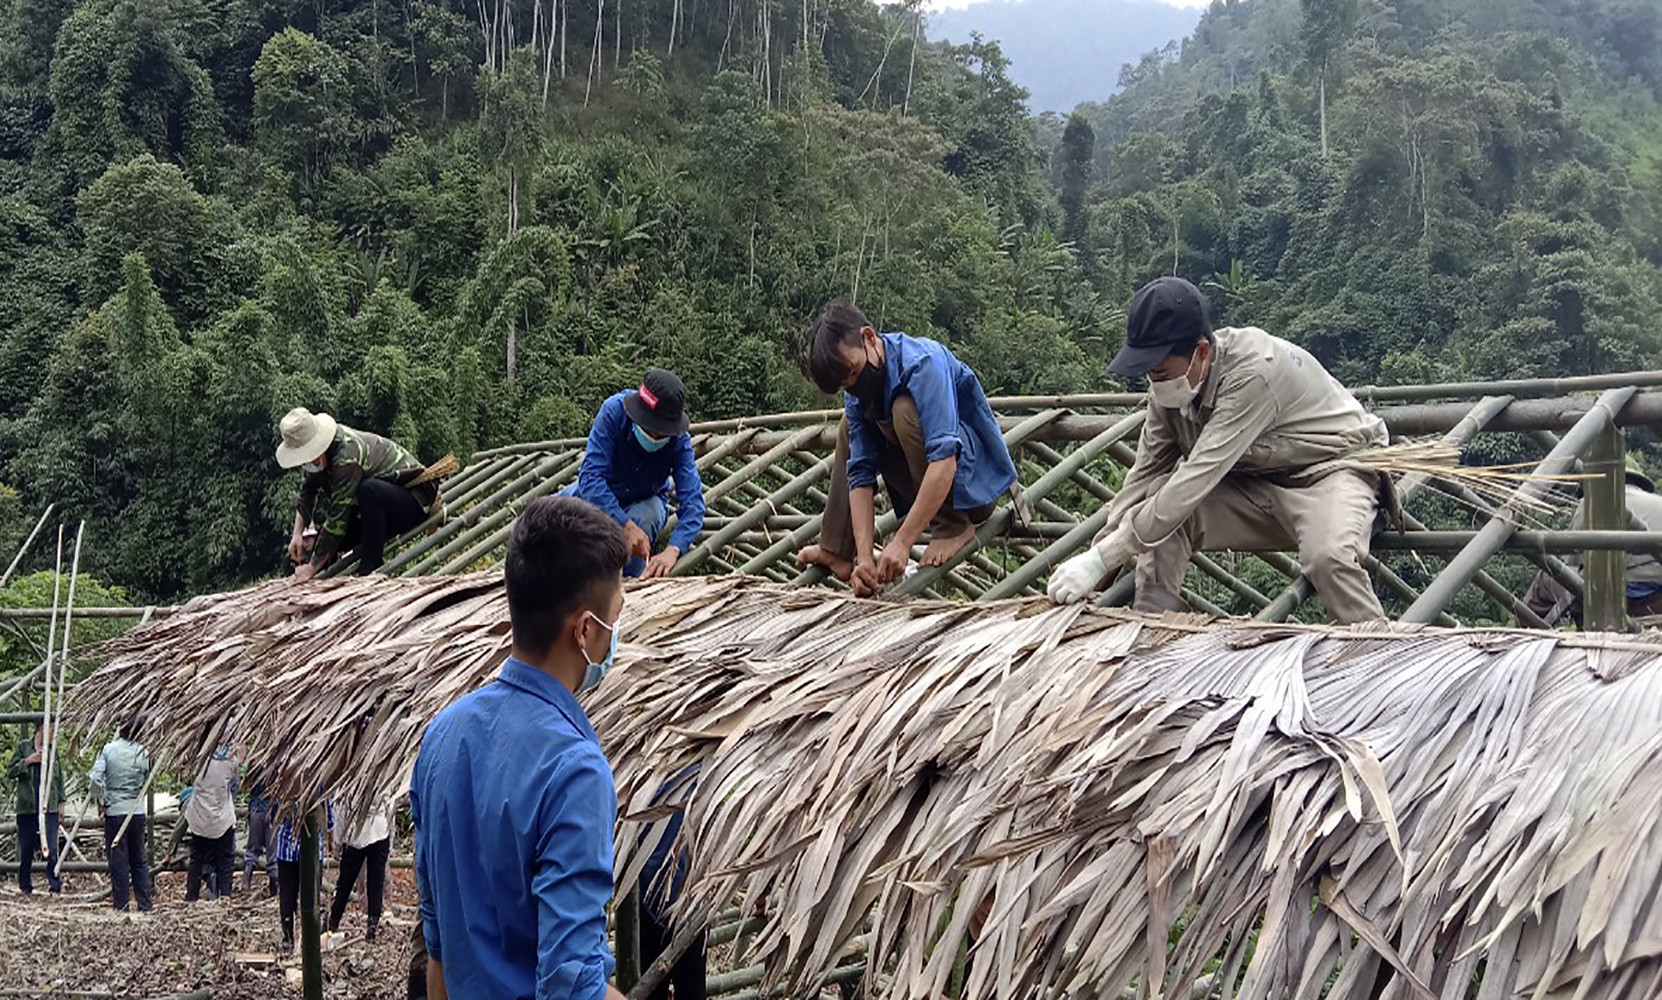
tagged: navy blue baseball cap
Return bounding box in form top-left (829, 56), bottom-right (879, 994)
top-left (1108, 277), bottom-right (1212, 378)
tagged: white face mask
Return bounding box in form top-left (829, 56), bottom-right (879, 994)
top-left (1148, 351), bottom-right (1202, 409)
top-left (301, 460), bottom-right (323, 474)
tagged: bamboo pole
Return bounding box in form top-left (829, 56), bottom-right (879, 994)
top-left (1372, 529), bottom-right (1662, 554)
top-left (414, 457), bottom-right (587, 575)
top-left (0, 606), bottom-right (164, 619)
top-left (1583, 423), bottom-right (1627, 630)
top-left (979, 508), bottom-right (1112, 601)
top-left (1403, 387), bottom-right (1638, 623)
top-left (43, 522), bottom-right (82, 861)
top-left (469, 373), bottom-right (1662, 462)
top-left (675, 458), bottom-right (833, 574)
top-left (300, 807), bottom-right (324, 999)
top-left (1, 503), bottom-right (54, 588)
top-left (615, 889), bottom-right (643, 993)
top-left (891, 409), bottom-right (1092, 597)
top-left (381, 452), bottom-right (575, 575)
top-left (1361, 554), bottom-right (1459, 626)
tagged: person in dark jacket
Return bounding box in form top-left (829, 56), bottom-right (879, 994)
top-left (9, 722), bottom-right (65, 895)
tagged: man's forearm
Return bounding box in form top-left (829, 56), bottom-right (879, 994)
top-left (291, 511), bottom-right (306, 537)
top-left (850, 487), bottom-right (877, 558)
top-left (427, 957), bottom-right (447, 1000)
top-left (894, 457), bottom-right (957, 549)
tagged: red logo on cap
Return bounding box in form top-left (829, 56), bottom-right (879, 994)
top-left (638, 383), bottom-right (659, 409)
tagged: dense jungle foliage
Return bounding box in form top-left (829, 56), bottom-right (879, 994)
top-left (0, 0), bottom-right (1656, 601)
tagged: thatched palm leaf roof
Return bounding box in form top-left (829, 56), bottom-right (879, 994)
top-left (73, 576), bottom-right (1662, 998)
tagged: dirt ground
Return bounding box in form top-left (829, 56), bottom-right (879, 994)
top-left (0, 864), bottom-right (419, 998)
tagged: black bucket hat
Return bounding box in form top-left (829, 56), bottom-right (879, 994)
top-left (1108, 277), bottom-right (1212, 378)
top-left (623, 369), bottom-right (691, 437)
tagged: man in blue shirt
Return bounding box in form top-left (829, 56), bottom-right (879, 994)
top-left (796, 300), bottom-right (1017, 597)
top-left (412, 496), bottom-right (630, 1000)
top-left (567, 369), bottom-right (705, 579)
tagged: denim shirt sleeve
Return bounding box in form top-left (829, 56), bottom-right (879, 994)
top-left (903, 350), bottom-right (962, 464)
top-left (667, 436), bottom-right (705, 552)
top-left (575, 398), bottom-right (630, 524)
top-left (844, 393), bottom-right (885, 491)
top-left (410, 771), bottom-right (442, 963)
top-left (534, 746), bottom-right (618, 1000)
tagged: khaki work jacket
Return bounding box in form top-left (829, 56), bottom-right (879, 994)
top-left (1108, 326), bottom-right (1388, 550)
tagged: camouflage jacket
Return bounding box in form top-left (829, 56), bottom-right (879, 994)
top-left (296, 425), bottom-right (427, 565)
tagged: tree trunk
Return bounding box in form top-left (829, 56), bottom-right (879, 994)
top-left (585, 0), bottom-right (605, 105)
top-left (1318, 61), bottom-right (1329, 158)
top-left (543, 0), bottom-right (558, 104)
top-left (615, 0), bottom-right (622, 69)
top-left (904, 2), bottom-right (920, 115)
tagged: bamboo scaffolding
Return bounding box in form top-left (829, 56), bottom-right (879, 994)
top-left (1403, 387), bottom-right (1638, 623)
top-left (379, 452), bottom-right (578, 575)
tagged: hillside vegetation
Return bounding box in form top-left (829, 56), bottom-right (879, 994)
top-left (0, 0), bottom-right (1654, 599)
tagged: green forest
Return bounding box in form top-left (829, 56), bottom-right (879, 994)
top-left (0, 0), bottom-right (1658, 602)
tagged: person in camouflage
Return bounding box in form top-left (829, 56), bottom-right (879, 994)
top-left (276, 408), bottom-right (439, 579)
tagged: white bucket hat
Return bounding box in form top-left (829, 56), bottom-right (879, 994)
top-left (275, 407), bottom-right (339, 469)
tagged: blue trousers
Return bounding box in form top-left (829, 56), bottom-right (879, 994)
top-left (559, 488), bottom-right (668, 578)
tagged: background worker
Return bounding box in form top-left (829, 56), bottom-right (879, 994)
top-left (1522, 459), bottom-right (1662, 625)
top-left (182, 746), bottom-right (238, 901)
top-left (9, 722), bottom-right (65, 896)
top-left (276, 408), bottom-right (449, 580)
top-left (796, 300), bottom-right (1017, 597)
top-left (568, 370), bottom-right (704, 579)
top-left (90, 716), bottom-right (152, 912)
top-left (1048, 277), bottom-right (1388, 623)
top-left (328, 798), bottom-right (395, 943)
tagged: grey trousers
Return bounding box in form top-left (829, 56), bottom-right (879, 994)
top-left (1129, 469), bottom-right (1385, 624)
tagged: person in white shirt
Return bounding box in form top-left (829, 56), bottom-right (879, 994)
top-left (328, 798), bottom-right (395, 941)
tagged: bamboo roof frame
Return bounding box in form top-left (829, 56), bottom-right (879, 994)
top-left (317, 372), bottom-right (1662, 627)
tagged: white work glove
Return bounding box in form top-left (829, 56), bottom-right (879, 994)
top-left (1048, 549), bottom-right (1108, 603)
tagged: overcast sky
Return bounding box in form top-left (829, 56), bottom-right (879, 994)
top-left (925, 0), bottom-right (1208, 7)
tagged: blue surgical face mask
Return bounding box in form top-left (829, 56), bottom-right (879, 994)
top-left (633, 424), bottom-right (669, 452)
top-left (580, 611), bottom-right (620, 692)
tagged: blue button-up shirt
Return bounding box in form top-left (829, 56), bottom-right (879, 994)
top-left (847, 333), bottom-right (1017, 510)
top-left (574, 391), bottom-right (705, 552)
top-left (412, 658), bottom-right (617, 1000)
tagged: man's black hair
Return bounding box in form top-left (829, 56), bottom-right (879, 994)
top-left (120, 714), bottom-right (145, 741)
top-left (505, 496), bottom-right (629, 659)
top-left (806, 299), bottom-right (871, 395)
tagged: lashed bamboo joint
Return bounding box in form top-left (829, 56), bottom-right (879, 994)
top-left (71, 575), bottom-right (1662, 999)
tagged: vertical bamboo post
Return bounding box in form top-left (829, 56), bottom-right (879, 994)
top-left (1403, 387), bottom-right (1635, 624)
top-left (300, 807), bottom-right (325, 999)
top-left (615, 889), bottom-right (643, 993)
top-left (1583, 423), bottom-right (1627, 630)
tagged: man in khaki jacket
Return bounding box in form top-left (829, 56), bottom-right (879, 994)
top-left (1048, 277), bottom-right (1387, 623)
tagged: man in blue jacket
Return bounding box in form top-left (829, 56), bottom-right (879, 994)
top-left (569, 370), bottom-right (705, 579)
top-left (797, 300), bottom-right (1017, 597)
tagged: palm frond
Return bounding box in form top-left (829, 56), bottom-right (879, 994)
top-left (71, 576), bottom-right (1662, 998)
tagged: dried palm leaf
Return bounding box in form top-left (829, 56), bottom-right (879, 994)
top-left (69, 576), bottom-right (1662, 999)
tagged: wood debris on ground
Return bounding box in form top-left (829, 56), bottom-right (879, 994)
top-left (0, 866), bottom-right (418, 998)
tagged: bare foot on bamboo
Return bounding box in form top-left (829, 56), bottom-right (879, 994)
top-left (921, 527), bottom-right (975, 566)
top-left (795, 544), bottom-right (854, 581)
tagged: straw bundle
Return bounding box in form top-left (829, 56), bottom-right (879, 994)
top-left (72, 576), bottom-right (1662, 998)
top-left (1320, 439), bottom-right (1588, 517)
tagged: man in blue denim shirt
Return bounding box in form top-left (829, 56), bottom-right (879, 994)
top-left (797, 300), bottom-right (1017, 596)
top-left (412, 496), bottom-right (630, 1000)
top-left (566, 369), bottom-right (704, 579)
